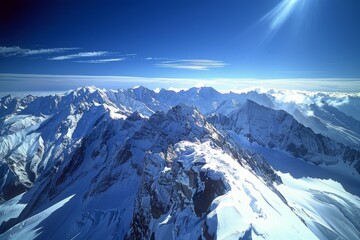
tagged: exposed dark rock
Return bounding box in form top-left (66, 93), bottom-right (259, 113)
top-left (116, 143), bottom-right (133, 164)
top-left (193, 171), bottom-right (227, 217)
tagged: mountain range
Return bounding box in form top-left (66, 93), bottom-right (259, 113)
top-left (0, 86), bottom-right (359, 239)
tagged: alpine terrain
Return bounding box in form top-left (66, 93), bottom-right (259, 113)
top-left (0, 86), bottom-right (359, 240)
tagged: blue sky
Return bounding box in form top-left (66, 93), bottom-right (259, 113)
top-left (1, 0), bottom-right (360, 92)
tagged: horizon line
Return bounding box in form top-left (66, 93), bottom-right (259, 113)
top-left (1, 73), bottom-right (360, 93)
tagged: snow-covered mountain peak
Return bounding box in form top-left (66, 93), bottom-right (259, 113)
top-left (133, 105), bottom-right (223, 150)
top-left (239, 99), bottom-right (291, 122)
top-left (0, 94), bottom-right (16, 103)
top-left (72, 85), bottom-right (98, 95)
top-left (1, 86), bottom-right (360, 239)
top-left (66, 86), bottom-right (109, 104)
top-left (128, 85), bottom-right (157, 101)
top-left (187, 86), bottom-right (220, 97)
top-left (166, 104), bottom-right (200, 120)
top-left (131, 85), bottom-right (154, 92)
top-left (210, 99), bottom-right (360, 175)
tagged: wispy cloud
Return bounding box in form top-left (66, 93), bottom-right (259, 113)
top-left (123, 54), bottom-right (138, 57)
top-left (0, 46), bottom-right (78, 57)
top-left (145, 57), bottom-right (168, 61)
top-left (50, 51), bottom-right (109, 60)
top-left (156, 59), bottom-right (227, 70)
top-left (76, 58), bottom-right (125, 63)
top-left (0, 45), bottom-right (136, 64)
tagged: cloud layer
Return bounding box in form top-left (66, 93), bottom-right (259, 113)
top-left (1, 73), bottom-right (359, 93)
top-left (156, 59), bottom-right (227, 70)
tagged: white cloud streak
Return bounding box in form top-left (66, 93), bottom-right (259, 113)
top-left (50, 51), bottom-right (109, 60)
top-left (0, 46), bottom-right (78, 57)
top-left (0, 46), bottom-right (135, 64)
top-left (145, 57), bottom-right (168, 61)
top-left (156, 59), bottom-right (227, 70)
top-left (76, 58), bottom-right (125, 63)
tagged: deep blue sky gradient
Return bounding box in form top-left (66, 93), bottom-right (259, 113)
top-left (0, 0), bottom-right (360, 90)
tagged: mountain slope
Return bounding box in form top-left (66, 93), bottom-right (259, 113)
top-left (104, 87), bottom-right (360, 149)
top-left (0, 87), bottom-right (127, 201)
top-left (0, 105), bottom-right (283, 239)
top-left (208, 100), bottom-right (360, 174)
top-left (0, 87), bottom-right (360, 239)
top-left (266, 90), bottom-right (360, 148)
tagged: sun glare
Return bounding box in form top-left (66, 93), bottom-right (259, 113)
top-left (261, 0), bottom-right (303, 34)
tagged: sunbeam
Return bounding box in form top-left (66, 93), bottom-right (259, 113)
top-left (261, 0), bottom-right (302, 34)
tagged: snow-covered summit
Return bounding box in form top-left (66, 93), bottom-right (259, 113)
top-left (0, 86), bottom-right (360, 239)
